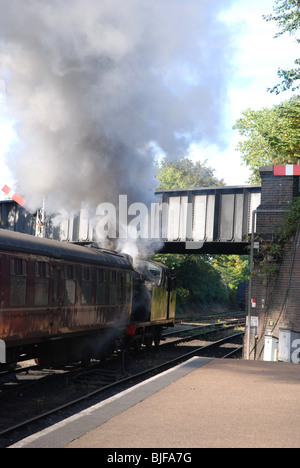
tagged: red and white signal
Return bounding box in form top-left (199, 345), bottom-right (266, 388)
top-left (273, 165), bottom-right (300, 176)
top-left (1, 185), bottom-right (27, 207)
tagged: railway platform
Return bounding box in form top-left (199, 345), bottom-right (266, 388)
top-left (10, 357), bottom-right (300, 449)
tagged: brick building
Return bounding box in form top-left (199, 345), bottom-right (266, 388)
top-left (245, 165), bottom-right (300, 362)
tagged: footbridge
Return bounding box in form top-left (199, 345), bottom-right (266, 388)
top-left (155, 185), bottom-right (261, 254)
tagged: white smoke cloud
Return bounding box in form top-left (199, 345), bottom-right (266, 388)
top-left (0, 0), bottom-right (236, 214)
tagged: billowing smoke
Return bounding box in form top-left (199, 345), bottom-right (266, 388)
top-left (0, 0), bottom-right (236, 248)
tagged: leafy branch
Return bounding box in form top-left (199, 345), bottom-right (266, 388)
top-left (263, 0), bottom-right (300, 94)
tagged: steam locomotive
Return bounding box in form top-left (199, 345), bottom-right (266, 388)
top-left (0, 229), bottom-right (175, 368)
top-left (127, 260), bottom-right (176, 348)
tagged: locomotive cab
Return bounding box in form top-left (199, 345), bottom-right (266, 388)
top-left (127, 260), bottom-right (176, 348)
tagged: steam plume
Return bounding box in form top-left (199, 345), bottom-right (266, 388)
top-left (0, 0), bottom-right (235, 216)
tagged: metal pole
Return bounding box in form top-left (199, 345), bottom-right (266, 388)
top-left (35, 196), bottom-right (45, 238)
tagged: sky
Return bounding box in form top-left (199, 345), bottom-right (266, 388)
top-left (190, 0), bottom-right (299, 186)
top-left (0, 0), bottom-right (299, 207)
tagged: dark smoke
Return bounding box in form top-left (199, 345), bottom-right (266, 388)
top-left (0, 0), bottom-right (236, 215)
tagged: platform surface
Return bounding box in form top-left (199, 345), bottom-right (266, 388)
top-left (10, 357), bottom-right (300, 448)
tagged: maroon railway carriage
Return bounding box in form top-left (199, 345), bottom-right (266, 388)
top-left (0, 230), bottom-right (133, 367)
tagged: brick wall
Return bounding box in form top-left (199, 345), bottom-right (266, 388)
top-left (244, 165), bottom-right (300, 360)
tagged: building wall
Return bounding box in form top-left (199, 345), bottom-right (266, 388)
top-left (0, 201), bottom-right (93, 241)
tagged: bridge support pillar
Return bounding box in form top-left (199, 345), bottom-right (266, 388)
top-left (244, 165), bottom-right (300, 361)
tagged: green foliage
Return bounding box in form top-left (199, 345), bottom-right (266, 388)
top-left (254, 197), bottom-right (300, 278)
top-left (233, 96), bottom-right (300, 183)
top-left (155, 157), bottom-right (224, 190)
top-left (263, 0), bottom-right (300, 94)
top-left (278, 195), bottom-right (300, 241)
top-left (153, 253), bottom-right (232, 310)
top-left (263, 0), bottom-right (300, 39)
top-left (211, 255), bottom-right (249, 291)
top-left (269, 61), bottom-right (300, 95)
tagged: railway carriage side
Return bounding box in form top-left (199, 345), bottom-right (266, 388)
top-left (0, 231), bottom-right (133, 367)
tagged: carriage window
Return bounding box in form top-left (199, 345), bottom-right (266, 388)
top-left (35, 261), bottom-right (49, 277)
top-left (10, 258), bottom-right (27, 276)
top-left (34, 261), bottom-right (49, 306)
top-left (109, 270), bottom-right (118, 305)
top-left (65, 265), bottom-right (74, 280)
top-left (96, 269), bottom-right (106, 305)
top-left (82, 266), bottom-right (92, 304)
top-left (110, 271), bottom-right (117, 282)
top-left (53, 268), bottom-right (61, 301)
top-left (10, 258), bottom-right (27, 306)
top-left (65, 265), bottom-right (76, 305)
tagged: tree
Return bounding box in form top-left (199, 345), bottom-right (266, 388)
top-left (233, 96), bottom-right (300, 183)
top-left (211, 255), bottom-right (249, 292)
top-left (263, 0), bottom-right (300, 94)
top-left (155, 157), bottom-right (224, 190)
top-left (153, 253), bottom-right (231, 310)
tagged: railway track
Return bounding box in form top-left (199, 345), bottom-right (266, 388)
top-left (175, 310), bottom-right (245, 322)
top-left (0, 320), bottom-right (244, 447)
top-left (0, 320), bottom-right (243, 398)
top-left (163, 319), bottom-right (244, 341)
